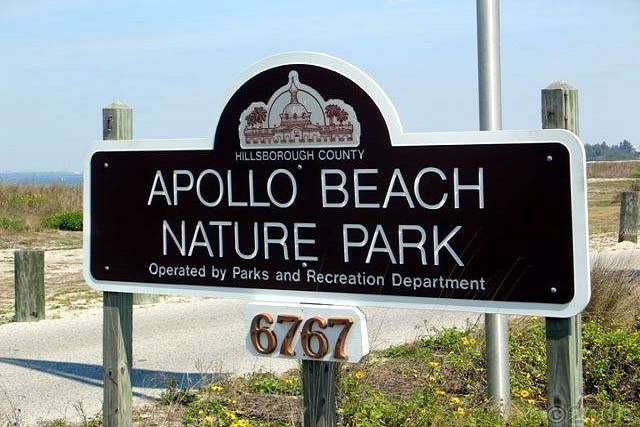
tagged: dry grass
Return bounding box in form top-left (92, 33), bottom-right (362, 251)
top-left (586, 179), bottom-right (637, 234)
top-left (587, 160), bottom-right (640, 179)
top-left (585, 255), bottom-right (640, 327)
top-left (0, 183), bottom-right (82, 231)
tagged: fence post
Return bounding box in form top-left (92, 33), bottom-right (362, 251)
top-left (618, 191), bottom-right (638, 243)
top-left (14, 249), bottom-right (45, 322)
top-left (542, 81), bottom-right (584, 427)
top-left (302, 360), bottom-right (338, 427)
top-left (102, 101), bottom-right (133, 426)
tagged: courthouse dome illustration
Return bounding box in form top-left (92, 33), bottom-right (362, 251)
top-left (239, 71), bottom-right (360, 148)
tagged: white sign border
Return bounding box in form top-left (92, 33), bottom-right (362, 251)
top-left (84, 52), bottom-right (590, 318)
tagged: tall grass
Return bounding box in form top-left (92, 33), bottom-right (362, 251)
top-left (587, 160), bottom-right (640, 179)
top-left (585, 255), bottom-right (640, 327)
top-left (0, 184), bottom-right (82, 231)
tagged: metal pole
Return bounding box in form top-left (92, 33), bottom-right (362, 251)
top-left (477, 0), bottom-right (511, 417)
top-left (477, 0), bottom-right (502, 130)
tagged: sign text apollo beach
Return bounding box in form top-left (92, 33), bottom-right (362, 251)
top-left (84, 53), bottom-right (590, 317)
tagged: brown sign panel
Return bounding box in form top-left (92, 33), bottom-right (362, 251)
top-left (85, 54), bottom-right (589, 316)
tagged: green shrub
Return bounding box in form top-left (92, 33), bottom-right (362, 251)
top-left (0, 216), bottom-right (27, 231)
top-left (43, 211), bottom-right (83, 231)
top-left (247, 372), bottom-right (301, 395)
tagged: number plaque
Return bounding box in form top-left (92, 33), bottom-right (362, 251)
top-left (245, 302), bottom-right (369, 363)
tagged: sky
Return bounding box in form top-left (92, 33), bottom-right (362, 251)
top-left (0, 0), bottom-right (638, 172)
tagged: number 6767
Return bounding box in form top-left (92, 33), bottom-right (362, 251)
top-left (250, 313), bottom-right (354, 360)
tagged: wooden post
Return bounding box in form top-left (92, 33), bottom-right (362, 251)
top-left (102, 102), bottom-right (160, 305)
top-left (103, 102), bottom-right (133, 141)
top-left (302, 360), bottom-right (338, 427)
top-left (618, 191), bottom-right (638, 243)
top-left (541, 81), bottom-right (579, 135)
top-left (542, 82), bottom-right (584, 427)
top-left (103, 292), bottom-right (132, 425)
top-left (14, 250), bottom-right (45, 322)
top-left (102, 102), bottom-right (134, 426)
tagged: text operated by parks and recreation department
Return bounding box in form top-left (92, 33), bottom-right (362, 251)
top-left (145, 164), bottom-right (488, 292)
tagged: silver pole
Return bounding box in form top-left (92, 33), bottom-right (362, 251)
top-left (477, 0), bottom-right (502, 130)
top-left (476, 0), bottom-right (511, 417)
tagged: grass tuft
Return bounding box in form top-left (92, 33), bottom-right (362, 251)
top-left (586, 256), bottom-right (640, 327)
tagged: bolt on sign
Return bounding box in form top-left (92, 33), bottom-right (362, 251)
top-left (84, 52), bottom-right (590, 317)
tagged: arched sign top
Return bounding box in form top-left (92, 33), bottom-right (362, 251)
top-left (211, 52), bottom-right (404, 149)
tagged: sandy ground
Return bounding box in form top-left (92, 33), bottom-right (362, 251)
top-left (0, 247), bottom-right (97, 321)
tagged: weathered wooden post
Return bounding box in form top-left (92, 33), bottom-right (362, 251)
top-left (102, 101), bottom-right (133, 426)
top-left (542, 81), bottom-right (584, 427)
top-left (102, 102), bottom-right (160, 305)
top-left (14, 249), bottom-right (45, 322)
top-left (302, 360), bottom-right (338, 427)
top-left (618, 191), bottom-right (638, 243)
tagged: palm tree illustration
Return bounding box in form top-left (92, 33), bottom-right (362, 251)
top-left (245, 107), bottom-right (267, 129)
top-left (325, 104), bottom-right (341, 125)
top-left (253, 107), bottom-right (267, 128)
top-left (245, 112), bottom-right (256, 128)
top-left (336, 108), bottom-right (348, 125)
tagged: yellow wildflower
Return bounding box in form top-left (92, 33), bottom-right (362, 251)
top-left (428, 361), bottom-right (440, 368)
top-left (354, 370), bottom-right (366, 380)
top-left (428, 375), bottom-right (437, 382)
top-left (461, 336), bottom-right (476, 346)
top-left (230, 420), bottom-right (250, 427)
top-left (210, 383), bottom-right (224, 393)
top-left (527, 399), bottom-right (536, 405)
top-left (456, 406), bottom-right (465, 415)
top-left (204, 415), bottom-right (213, 424)
top-left (436, 390), bottom-right (446, 396)
top-left (450, 396), bottom-right (461, 405)
top-left (518, 389), bottom-right (531, 398)
top-left (224, 409), bottom-right (238, 420)
top-left (584, 416), bottom-right (596, 425)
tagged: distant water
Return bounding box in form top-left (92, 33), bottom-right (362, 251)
top-left (0, 172), bottom-right (83, 185)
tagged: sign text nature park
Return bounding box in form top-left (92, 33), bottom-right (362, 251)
top-left (84, 53), bottom-right (590, 317)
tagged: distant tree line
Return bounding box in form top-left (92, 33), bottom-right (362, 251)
top-left (585, 140), bottom-right (640, 161)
